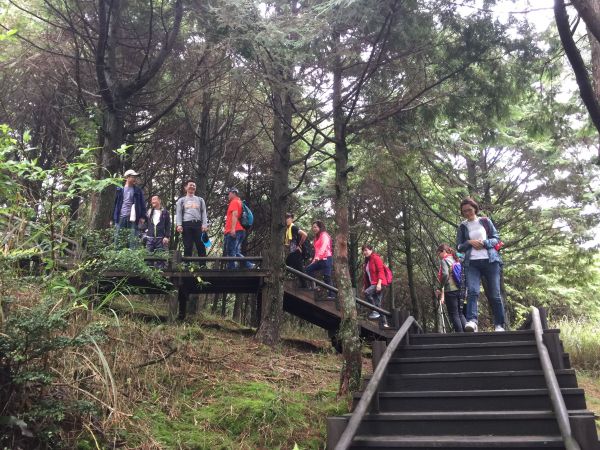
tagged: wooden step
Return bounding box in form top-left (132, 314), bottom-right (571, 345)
top-left (375, 369), bottom-right (578, 391)
top-left (349, 434), bottom-right (565, 449)
top-left (395, 341), bottom-right (538, 358)
top-left (387, 354), bottom-right (543, 374)
top-left (406, 329), bottom-right (560, 345)
top-left (352, 411), bottom-right (562, 436)
top-left (354, 388), bottom-right (587, 412)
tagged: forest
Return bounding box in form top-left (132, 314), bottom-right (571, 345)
top-left (1, 0), bottom-right (600, 448)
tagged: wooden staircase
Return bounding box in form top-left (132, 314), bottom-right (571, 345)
top-left (327, 329), bottom-right (600, 450)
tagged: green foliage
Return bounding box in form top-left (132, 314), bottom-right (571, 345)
top-left (133, 381), bottom-right (344, 449)
top-left (554, 318), bottom-right (600, 375)
top-left (0, 295), bottom-right (107, 446)
top-left (89, 247), bottom-right (174, 292)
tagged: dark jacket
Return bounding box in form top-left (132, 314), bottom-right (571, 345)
top-left (112, 186), bottom-right (145, 225)
top-left (456, 216), bottom-right (502, 266)
top-left (145, 208), bottom-right (171, 239)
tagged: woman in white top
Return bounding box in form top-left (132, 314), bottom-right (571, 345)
top-left (456, 197), bottom-right (505, 332)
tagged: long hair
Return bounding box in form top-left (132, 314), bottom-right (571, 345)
top-left (312, 220), bottom-right (326, 239)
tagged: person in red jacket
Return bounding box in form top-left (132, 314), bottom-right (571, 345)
top-left (362, 244), bottom-right (389, 327)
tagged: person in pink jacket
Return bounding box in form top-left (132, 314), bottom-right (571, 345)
top-left (305, 220), bottom-right (335, 298)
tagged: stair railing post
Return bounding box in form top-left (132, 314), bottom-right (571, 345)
top-left (370, 341), bottom-right (386, 414)
top-left (531, 306), bottom-right (581, 450)
top-left (392, 308), bottom-right (401, 329)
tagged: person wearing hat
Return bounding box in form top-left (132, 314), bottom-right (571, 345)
top-left (175, 179), bottom-right (208, 260)
top-left (112, 169), bottom-right (146, 249)
top-left (224, 187), bottom-right (254, 269)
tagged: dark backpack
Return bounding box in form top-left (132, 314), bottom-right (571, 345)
top-left (240, 200), bottom-right (254, 229)
top-left (301, 239), bottom-right (314, 261)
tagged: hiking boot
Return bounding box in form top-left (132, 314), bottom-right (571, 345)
top-left (368, 311), bottom-right (380, 320)
top-left (464, 321), bottom-right (477, 332)
top-left (494, 325), bottom-right (505, 332)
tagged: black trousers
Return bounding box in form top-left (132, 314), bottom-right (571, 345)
top-left (445, 290), bottom-right (466, 332)
top-left (182, 221), bottom-right (206, 258)
top-left (286, 250), bottom-right (307, 287)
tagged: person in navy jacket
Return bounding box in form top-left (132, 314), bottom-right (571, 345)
top-left (112, 169), bottom-right (145, 249)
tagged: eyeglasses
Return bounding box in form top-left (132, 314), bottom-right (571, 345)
top-left (461, 207), bottom-right (475, 213)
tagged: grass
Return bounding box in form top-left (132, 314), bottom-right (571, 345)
top-left (94, 314), bottom-right (351, 449)
top-left (576, 372), bottom-right (600, 434)
top-left (553, 318), bottom-right (600, 374)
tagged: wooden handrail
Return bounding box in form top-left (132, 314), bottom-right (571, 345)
top-left (333, 317), bottom-right (417, 450)
top-left (530, 306), bottom-right (581, 450)
top-left (285, 265), bottom-right (391, 317)
top-left (181, 256), bottom-right (263, 261)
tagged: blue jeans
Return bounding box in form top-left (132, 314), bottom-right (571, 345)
top-left (305, 257), bottom-right (335, 297)
top-left (465, 259), bottom-right (505, 326)
top-left (114, 216), bottom-right (139, 249)
top-left (224, 230), bottom-right (252, 269)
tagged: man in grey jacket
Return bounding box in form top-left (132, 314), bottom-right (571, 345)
top-left (175, 180), bottom-right (208, 258)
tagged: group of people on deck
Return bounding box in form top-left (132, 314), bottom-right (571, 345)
top-left (111, 170), bottom-right (253, 269)
top-left (284, 214), bottom-right (392, 328)
top-left (113, 170), bottom-right (505, 332)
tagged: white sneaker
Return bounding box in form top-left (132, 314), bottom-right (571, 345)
top-left (494, 325), bottom-right (505, 332)
top-left (368, 311), bottom-right (380, 320)
top-left (464, 321), bottom-right (478, 332)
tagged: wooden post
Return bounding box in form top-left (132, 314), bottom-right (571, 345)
top-left (543, 331), bottom-right (565, 370)
top-left (326, 417), bottom-right (347, 450)
top-left (569, 413), bottom-right (600, 450)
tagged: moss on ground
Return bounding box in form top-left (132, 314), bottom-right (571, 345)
top-left (130, 381), bottom-right (346, 449)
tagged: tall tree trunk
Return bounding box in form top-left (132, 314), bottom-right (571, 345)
top-left (386, 240), bottom-right (395, 310)
top-left (401, 192), bottom-right (419, 322)
top-left (588, 0), bottom-right (600, 103)
top-left (555, 0), bottom-right (600, 161)
top-left (255, 83), bottom-right (292, 346)
top-left (466, 157), bottom-right (477, 197)
top-left (195, 91), bottom-right (212, 199)
top-left (332, 30), bottom-right (362, 395)
top-left (92, 107), bottom-right (125, 229)
top-left (348, 197), bottom-right (359, 288)
top-left (232, 293), bottom-right (243, 322)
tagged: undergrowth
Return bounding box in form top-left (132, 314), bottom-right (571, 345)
top-left (1, 274), bottom-right (349, 449)
top-left (552, 317), bottom-right (600, 375)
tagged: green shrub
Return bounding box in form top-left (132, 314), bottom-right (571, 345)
top-left (0, 295), bottom-right (107, 447)
top-left (553, 317), bottom-right (600, 374)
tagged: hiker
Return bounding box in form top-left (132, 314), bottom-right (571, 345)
top-left (305, 220), bottom-right (335, 299)
top-left (224, 187), bottom-right (254, 269)
top-left (175, 180), bottom-right (208, 259)
top-left (112, 169), bottom-right (145, 249)
top-left (456, 197), bottom-right (506, 332)
top-left (285, 212), bottom-right (308, 287)
top-left (436, 244), bottom-right (466, 332)
top-left (362, 244), bottom-right (389, 328)
top-left (145, 195), bottom-right (171, 268)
